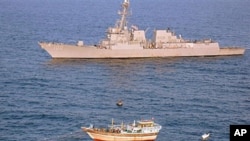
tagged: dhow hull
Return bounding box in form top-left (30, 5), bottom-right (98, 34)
top-left (82, 127), bottom-right (158, 141)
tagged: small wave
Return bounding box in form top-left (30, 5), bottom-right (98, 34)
top-left (40, 130), bottom-right (86, 141)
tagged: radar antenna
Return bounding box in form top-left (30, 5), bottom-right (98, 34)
top-left (117, 0), bottom-right (130, 31)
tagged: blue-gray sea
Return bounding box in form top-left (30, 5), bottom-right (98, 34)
top-left (1, 0), bottom-right (250, 141)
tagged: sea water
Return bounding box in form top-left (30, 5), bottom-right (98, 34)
top-left (1, 0), bottom-right (250, 141)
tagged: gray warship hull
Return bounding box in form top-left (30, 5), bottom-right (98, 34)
top-left (39, 0), bottom-right (245, 59)
top-left (39, 42), bottom-right (245, 59)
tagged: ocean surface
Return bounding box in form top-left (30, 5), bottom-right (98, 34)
top-left (1, 0), bottom-right (250, 141)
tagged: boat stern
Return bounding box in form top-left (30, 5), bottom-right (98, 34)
top-left (219, 47), bottom-right (245, 56)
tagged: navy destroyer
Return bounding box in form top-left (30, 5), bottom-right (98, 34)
top-left (39, 0), bottom-right (245, 58)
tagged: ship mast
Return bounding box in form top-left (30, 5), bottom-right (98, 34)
top-left (117, 0), bottom-right (130, 31)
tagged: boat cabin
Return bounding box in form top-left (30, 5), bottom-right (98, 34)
top-left (137, 120), bottom-right (154, 127)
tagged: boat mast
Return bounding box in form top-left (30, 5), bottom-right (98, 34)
top-left (118, 0), bottom-right (130, 31)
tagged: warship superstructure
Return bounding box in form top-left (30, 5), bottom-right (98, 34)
top-left (39, 0), bottom-right (245, 59)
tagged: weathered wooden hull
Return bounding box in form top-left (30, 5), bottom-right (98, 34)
top-left (39, 42), bottom-right (245, 59)
top-left (82, 127), bottom-right (158, 141)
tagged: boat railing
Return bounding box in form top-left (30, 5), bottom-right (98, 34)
top-left (108, 124), bottom-right (122, 128)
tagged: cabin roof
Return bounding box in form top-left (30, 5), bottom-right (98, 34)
top-left (137, 120), bottom-right (154, 125)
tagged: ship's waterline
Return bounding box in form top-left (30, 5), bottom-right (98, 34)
top-left (38, 0), bottom-right (245, 59)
